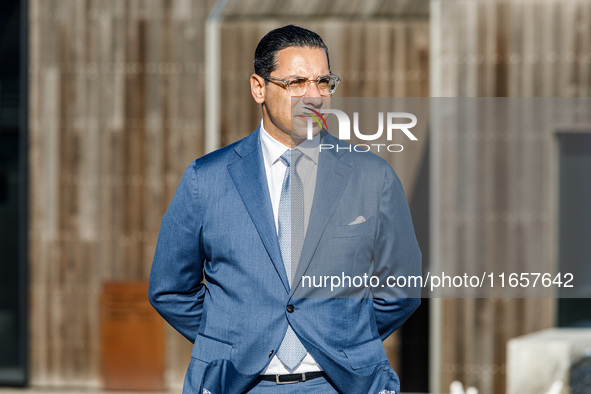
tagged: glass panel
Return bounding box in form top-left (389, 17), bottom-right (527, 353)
top-left (0, 0), bottom-right (27, 385)
top-left (557, 133), bottom-right (591, 327)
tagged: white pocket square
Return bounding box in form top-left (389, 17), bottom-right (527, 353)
top-left (348, 215), bottom-right (366, 225)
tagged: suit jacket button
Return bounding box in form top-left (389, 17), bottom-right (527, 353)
top-left (269, 350), bottom-right (274, 357)
top-left (286, 304), bottom-right (295, 313)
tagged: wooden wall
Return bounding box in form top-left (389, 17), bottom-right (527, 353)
top-left (28, 1), bottom-right (429, 388)
top-left (431, 1), bottom-right (591, 393)
top-left (32, 0), bottom-right (591, 392)
top-left (29, 0), bottom-right (215, 387)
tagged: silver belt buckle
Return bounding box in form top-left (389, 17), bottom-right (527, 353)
top-left (276, 373), bottom-right (305, 384)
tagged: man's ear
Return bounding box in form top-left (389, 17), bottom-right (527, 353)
top-left (250, 74), bottom-right (266, 104)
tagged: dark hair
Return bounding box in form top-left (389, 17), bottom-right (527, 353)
top-left (254, 25), bottom-right (330, 79)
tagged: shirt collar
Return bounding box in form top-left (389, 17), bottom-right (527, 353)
top-left (259, 119), bottom-right (320, 167)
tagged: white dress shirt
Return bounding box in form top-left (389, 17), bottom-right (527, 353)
top-left (258, 120), bottom-right (323, 374)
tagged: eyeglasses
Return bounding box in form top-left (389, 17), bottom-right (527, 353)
top-left (263, 74), bottom-right (341, 97)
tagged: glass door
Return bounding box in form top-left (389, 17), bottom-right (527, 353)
top-left (0, 0), bottom-right (27, 385)
top-left (557, 132), bottom-right (591, 327)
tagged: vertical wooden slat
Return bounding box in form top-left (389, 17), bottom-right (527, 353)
top-left (391, 22), bottom-right (406, 97)
top-left (28, 0), bottom-right (43, 385)
top-left (143, 0), bottom-right (165, 278)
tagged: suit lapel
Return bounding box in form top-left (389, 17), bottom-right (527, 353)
top-left (292, 132), bottom-right (352, 293)
top-left (227, 128), bottom-right (290, 294)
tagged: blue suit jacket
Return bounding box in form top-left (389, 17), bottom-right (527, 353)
top-left (149, 128), bottom-right (421, 393)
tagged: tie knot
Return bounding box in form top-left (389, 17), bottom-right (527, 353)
top-left (281, 149), bottom-right (304, 168)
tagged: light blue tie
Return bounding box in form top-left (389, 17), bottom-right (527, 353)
top-left (276, 149), bottom-right (307, 370)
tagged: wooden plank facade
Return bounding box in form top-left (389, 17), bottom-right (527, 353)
top-left (28, 0), bottom-right (429, 388)
top-left (29, 0), bottom-right (215, 387)
top-left (27, 0), bottom-right (590, 392)
top-left (432, 1), bottom-right (591, 393)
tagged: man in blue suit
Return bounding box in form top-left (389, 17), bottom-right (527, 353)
top-left (149, 25), bottom-right (421, 393)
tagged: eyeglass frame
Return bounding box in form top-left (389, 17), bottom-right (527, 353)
top-left (262, 74), bottom-right (341, 97)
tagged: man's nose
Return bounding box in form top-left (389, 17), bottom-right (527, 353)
top-left (303, 81), bottom-right (323, 107)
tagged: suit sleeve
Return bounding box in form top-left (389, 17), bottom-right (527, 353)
top-left (149, 162), bottom-right (205, 343)
top-left (372, 164), bottom-right (422, 340)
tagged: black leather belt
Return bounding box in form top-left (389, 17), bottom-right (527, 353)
top-left (259, 371), bottom-right (326, 384)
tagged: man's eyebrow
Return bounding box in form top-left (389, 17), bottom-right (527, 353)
top-left (285, 74), bottom-right (331, 79)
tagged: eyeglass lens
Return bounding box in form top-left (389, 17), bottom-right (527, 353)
top-left (287, 76), bottom-right (337, 96)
